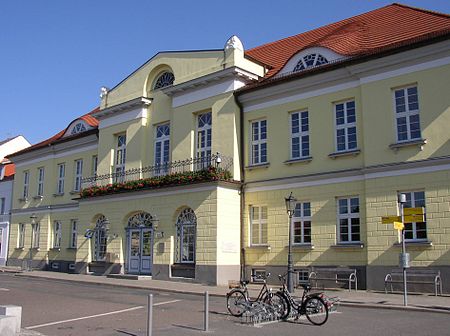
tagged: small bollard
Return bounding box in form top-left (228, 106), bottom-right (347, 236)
top-left (204, 291), bottom-right (209, 332)
top-left (147, 294), bottom-right (153, 336)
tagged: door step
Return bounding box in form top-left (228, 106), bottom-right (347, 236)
top-left (107, 274), bottom-right (152, 280)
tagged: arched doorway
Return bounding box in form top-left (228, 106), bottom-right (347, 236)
top-left (126, 212), bottom-right (155, 275)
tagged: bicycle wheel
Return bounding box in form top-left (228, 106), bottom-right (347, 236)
top-left (270, 292), bottom-right (290, 320)
top-left (304, 296), bottom-right (328, 325)
top-left (226, 290), bottom-right (247, 317)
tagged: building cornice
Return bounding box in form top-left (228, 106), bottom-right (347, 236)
top-left (11, 202), bottom-right (79, 216)
top-left (13, 134), bottom-right (98, 168)
top-left (94, 97), bottom-right (152, 119)
top-left (162, 66), bottom-right (259, 97)
top-left (245, 155), bottom-right (450, 192)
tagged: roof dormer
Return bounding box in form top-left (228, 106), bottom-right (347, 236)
top-left (63, 119), bottom-right (94, 138)
top-left (276, 47), bottom-right (348, 77)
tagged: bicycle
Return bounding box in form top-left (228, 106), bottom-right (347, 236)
top-left (226, 273), bottom-right (286, 318)
top-left (276, 273), bottom-right (329, 325)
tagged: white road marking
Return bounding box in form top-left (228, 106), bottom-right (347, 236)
top-left (0, 288), bottom-right (9, 291)
top-left (26, 299), bottom-right (181, 330)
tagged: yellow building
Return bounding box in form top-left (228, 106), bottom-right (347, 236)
top-left (7, 4), bottom-right (450, 290)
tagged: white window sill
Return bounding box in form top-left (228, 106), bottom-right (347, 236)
top-left (389, 139), bottom-right (427, 152)
top-left (284, 157), bottom-right (313, 165)
top-left (33, 195), bottom-right (44, 200)
top-left (70, 190), bottom-right (80, 195)
top-left (50, 247), bottom-right (61, 252)
top-left (66, 247), bottom-right (78, 251)
top-left (248, 244), bottom-right (271, 250)
top-left (30, 247), bottom-right (40, 251)
top-left (328, 149), bottom-right (361, 159)
top-left (331, 242), bottom-right (364, 249)
top-left (245, 163), bottom-right (270, 170)
top-left (394, 240), bottom-right (432, 247)
top-left (292, 243), bottom-right (314, 250)
top-left (18, 197), bottom-right (28, 202)
top-left (53, 193), bottom-right (64, 197)
top-left (15, 247), bottom-right (25, 251)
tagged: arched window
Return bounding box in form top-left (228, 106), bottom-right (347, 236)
top-left (293, 53), bottom-right (329, 72)
top-left (128, 212), bottom-right (154, 228)
top-left (175, 208), bottom-right (197, 263)
top-left (94, 215), bottom-right (109, 261)
top-left (154, 72), bottom-right (175, 90)
top-left (71, 122), bottom-right (87, 135)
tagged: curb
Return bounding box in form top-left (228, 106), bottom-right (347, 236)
top-left (13, 273), bottom-right (450, 315)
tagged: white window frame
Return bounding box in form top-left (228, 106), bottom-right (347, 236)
top-left (196, 112), bottom-right (212, 169)
top-left (70, 219), bottom-right (78, 248)
top-left (250, 119), bottom-right (267, 165)
top-left (37, 167), bottom-right (45, 196)
top-left (399, 191), bottom-right (427, 242)
top-left (334, 100), bottom-right (357, 152)
top-left (337, 196), bottom-right (360, 243)
top-left (18, 223), bottom-right (25, 248)
top-left (290, 111), bottom-right (310, 159)
top-left (92, 155), bottom-right (98, 176)
top-left (53, 221), bottom-right (62, 248)
top-left (154, 123), bottom-right (170, 176)
top-left (292, 202), bottom-right (312, 244)
top-left (56, 163), bottom-right (65, 194)
top-left (114, 134), bottom-right (126, 183)
top-left (31, 222), bottom-right (40, 248)
top-left (73, 159), bottom-right (83, 191)
top-left (23, 171), bottom-right (29, 199)
top-left (250, 206), bottom-right (268, 246)
top-left (393, 85), bottom-right (421, 142)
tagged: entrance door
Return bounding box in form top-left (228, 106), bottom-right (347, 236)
top-left (128, 228), bottom-right (153, 274)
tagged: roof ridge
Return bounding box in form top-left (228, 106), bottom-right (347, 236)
top-left (392, 2), bottom-right (450, 19)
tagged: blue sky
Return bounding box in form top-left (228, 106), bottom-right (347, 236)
top-left (1, 0), bottom-right (449, 145)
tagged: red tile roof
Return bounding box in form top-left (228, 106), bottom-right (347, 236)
top-left (8, 107), bottom-right (99, 158)
top-left (246, 3), bottom-right (450, 78)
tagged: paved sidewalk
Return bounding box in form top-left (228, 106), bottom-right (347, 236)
top-left (6, 269), bottom-right (450, 315)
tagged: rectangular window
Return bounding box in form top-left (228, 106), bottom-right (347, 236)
top-left (251, 119), bottom-right (267, 165)
top-left (296, 269), bottom-right (310, 285)
top-left (337, 197), bottom-right (360, 243)
top-left (394, 86), bottom-right (421, 142)
top-left (73, 159), bottom-right (83, 191)
top-left (114, 134), bottom-right (126, 183)
top-left (196, 112), bottom-right (212, 169)
top-left (0, 197), bottom-right (5, 214)
top-left (291, 111), bottom-right (310, 159)
top-left (53, 221), bottom-right (62, 248)
top-left (37, 167), bottom-right (45, 196)
top-left (250, 206), bottom-right (268, 245)
top-left (400, 191), bottom-right (427, 241)
top-left (56, 163), bottom-right (65, 194)
top-left (32, 222), bottom-right (40, 248)
top-left (293, 202), bottom-right (312, 244)
top-left (18, 223), bottom-right (25, 248)
top-left (335, 100), bottom-right (357, 152)
top-left (92, 155), bottom-right (98, 176)
top-left (23, 171), bottom-right (29, 199)
top-left (251, 269), bottom-right (267, 283)
top-left (154, 123), bottom-right (170, 176)
top-left (70, 219), bottom-right (78, 248)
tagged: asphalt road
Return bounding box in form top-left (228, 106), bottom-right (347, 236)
top-left (1, 273), bottom-right (449, 336)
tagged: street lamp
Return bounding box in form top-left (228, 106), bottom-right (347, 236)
top-left (28, 213), bottom-right (37, 271)
top-left (398, 193), bottom-right (409, 306)
top-left (285, 192), bottom-right (297, 293)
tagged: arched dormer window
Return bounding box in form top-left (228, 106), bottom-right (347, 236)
top-left (71, 122), bottom-right (87, 135)
top-left (276, 47), bottom-right (347, 77)
top-left (153, 72), bottom-right (175, 90)
top-left (293, 53), bottom-right (328, 72)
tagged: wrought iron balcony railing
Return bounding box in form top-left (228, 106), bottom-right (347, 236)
top-left (81, 153), bottom-right (233, 190)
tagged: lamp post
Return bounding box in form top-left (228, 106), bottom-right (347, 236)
top-left (29, 213), bottom-right (37, 271)
top-left (399, 193), bottom-right (409, 306)
top-left (285, 192), bottom-right (297, 293)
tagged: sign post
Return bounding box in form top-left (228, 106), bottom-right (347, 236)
top-left (380, 197), bottom-right (425, 306)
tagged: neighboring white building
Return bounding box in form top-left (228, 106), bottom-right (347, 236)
top-left (0, 136), bottom-right (30, 266)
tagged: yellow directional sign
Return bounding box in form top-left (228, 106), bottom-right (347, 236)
top-left (404, 214), bottom-right (425, 222)
top-left (393, 221), bottom-right (404, 230)
top-left (404, 207), bottom-right (425, 215)
top-left (382, 216), bottom-right (401, 224)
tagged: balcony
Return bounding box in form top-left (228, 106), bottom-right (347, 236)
top-left (80, 153), bottom-right (234, 198)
